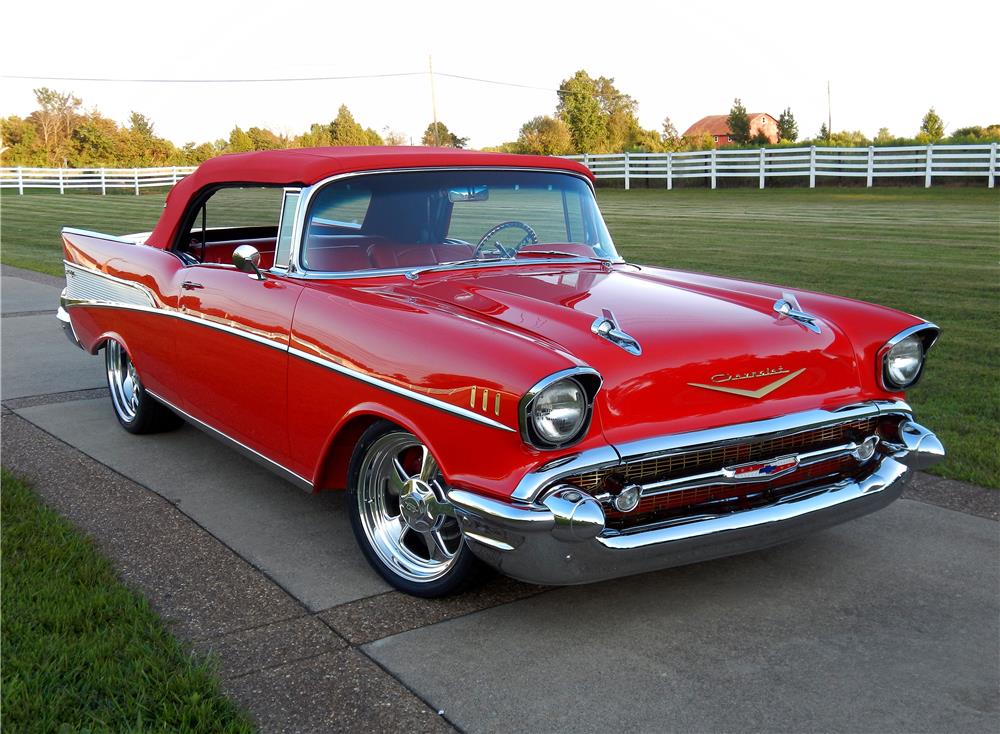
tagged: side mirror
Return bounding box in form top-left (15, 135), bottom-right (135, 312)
top-left (233, 245), bottom-right (264, 280)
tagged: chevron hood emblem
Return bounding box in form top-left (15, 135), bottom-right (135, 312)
top-left (688, 368), bottom-right (806, 399)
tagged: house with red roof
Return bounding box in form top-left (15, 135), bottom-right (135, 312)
top-left (683, 112), bottom-right (779, 148)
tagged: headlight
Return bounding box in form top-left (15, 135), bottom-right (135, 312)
top-left (532, 379), bottom-right (586, 443)
top-left (520, 369), bottom-right (601, 449)
top-left (884, 336), bottom-right (923, 388)
top-left (880, 324), bottom-right (939, 391)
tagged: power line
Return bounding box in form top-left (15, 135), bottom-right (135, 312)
top-left (0, 69), bottom-right (572, 95)
top-left (0, 71), bottom-right (427, 83)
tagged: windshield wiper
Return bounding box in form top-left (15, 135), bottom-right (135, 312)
top-left (404, 256), bottom-right (512, 281)
top-left (514, 250), bottom-right (614, 266)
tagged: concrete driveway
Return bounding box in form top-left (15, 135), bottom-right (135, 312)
top-left (3, 267), bottom-right (998, 733)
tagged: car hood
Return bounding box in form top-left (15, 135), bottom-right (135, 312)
top-left (394, 264), bottom-right (886, 444)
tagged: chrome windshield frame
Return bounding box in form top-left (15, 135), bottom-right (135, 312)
top-left (286, 167), bottom-right (620, 280)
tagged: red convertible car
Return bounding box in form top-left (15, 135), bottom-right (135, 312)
top-left (58, 147), bottom-right (944, 596)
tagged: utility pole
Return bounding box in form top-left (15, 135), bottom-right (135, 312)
top-left (827, 80), bottom-right (832, 139)
top-left (429, 55), bottom-right (440, 147)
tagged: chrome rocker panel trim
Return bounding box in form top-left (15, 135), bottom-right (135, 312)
top-left (453, 420), bottom-right (943, 586)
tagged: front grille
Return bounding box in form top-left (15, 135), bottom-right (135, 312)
top-left (565, 415), bottom-right (903, 529)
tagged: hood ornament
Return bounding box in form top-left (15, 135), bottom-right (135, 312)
top-left (773, 292), bottom-right (821, 334)
top-left (591, 309), bottom-right (642, 356)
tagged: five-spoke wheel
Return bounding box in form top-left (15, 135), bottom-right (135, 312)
top-left (348, 422), bottom-right (483, 596)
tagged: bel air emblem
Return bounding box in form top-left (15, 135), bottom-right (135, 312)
top-left (723, 455), bottom-right (800, 481)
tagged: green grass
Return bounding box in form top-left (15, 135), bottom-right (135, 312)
top-left (0, 469), bottom-right (254, 733)
top-left (1, 187), bottom-right (997, 487)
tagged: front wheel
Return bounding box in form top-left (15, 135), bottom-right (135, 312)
top-left (348, 422), bottom-right (484, 597)
top-left (104, 340), bottom-right (181, 434)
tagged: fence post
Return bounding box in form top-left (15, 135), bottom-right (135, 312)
top-left (171, 166), bottom-right (178, 185)
top-left (759, 147), bottom-right (766, 189)
top-left (623, 152), bottom-right (630, 190)
top-left (666, 152), bottom-right (673, 190)
top-left (58, 167), bottom-right (64, 194)
top-left (867, 146), bottom-right (875, 188)
top-left (100, 168), bottom-right (107, 195)
top-left (990, 142), bottom-right (997, 189)
top-left (583, 152), bottom-right (589, 172)
top-left (809, 146), bottom-right (816, 188)
top-left (710, 149), bottom-right (717, 190)
top-left (134, 168), bottom-right (139, 196)
top-left (17, 167), bottom-right (24, 195)
top-left (924, 144), bottom-right (933, 188)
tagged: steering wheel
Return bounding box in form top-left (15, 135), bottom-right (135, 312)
top-left (474, 221), bottom-right (538, 258)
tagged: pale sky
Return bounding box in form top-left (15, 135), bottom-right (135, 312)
top-left (1, 0), bottom-right (997, 149)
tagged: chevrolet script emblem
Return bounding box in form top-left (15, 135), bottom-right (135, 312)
top-left (688, 367), bottom-right (805, 399)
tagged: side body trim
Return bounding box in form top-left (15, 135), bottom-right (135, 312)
top-left (288, 346), bottom-right (515, 432)
top-left (63, 261), bottom-right (516, 431)
top-left (145, 388), bottom-right (314, 491)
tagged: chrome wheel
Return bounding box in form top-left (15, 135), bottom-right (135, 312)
top-left (106, 340), bottom-right (141, 423)
top-left (356, 432), bottom-right (463, 583)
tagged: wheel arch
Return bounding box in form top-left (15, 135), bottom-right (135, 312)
top-left (312, 403), bottom-right (446, 492)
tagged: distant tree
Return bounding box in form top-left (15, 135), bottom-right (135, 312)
top-left (682, 132), bottom-right (716, 151)
top-left (363, 127), bottom-right (383, 146)
top-left (661, 117), bottom-right (679, 141)
top-left (875, 127), bottom-right (894, 144)
top-left (516, 116), bottom-right (573, 155)
top-left (556, 70), bottom-right (606, 153)
top-left (556, 70), bottom-right (643, 153)
top-left (421, 121), bottom-right (467, 148)
top-left (749, 130), bottom-right (771, 145)
top-left (29, 87), bottom-right (81, 164)
top-left (247, 126), bottom-right (282, 150)
top-left (776, 107), bottom-right (798, 142)
top-left (295, 123), bottom-right (332, 148)
top-left (818, 122), bottom-right (830, 141)
top-left (827, 130), bottom-right (870, 147)
top-left (128, 112), bottom-right (155, 138)
top-left (382, 127), bottom-right (408, 146)
top-left (227, 126), bottom-right (254, 153)
top-left (726, 98), bottom-right (750, 145)
top-left (919, 107), bottom-right (945, 142)
top-left (329, 105), bottom-right (372, 146)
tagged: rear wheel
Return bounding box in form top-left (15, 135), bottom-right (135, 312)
top-left (348, 421), bottom-right (484, 597)
top-left (104, 340), bottom-right (181, 434)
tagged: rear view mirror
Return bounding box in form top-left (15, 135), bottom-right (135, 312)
top-left (448, 186), bottom-right (489, 203)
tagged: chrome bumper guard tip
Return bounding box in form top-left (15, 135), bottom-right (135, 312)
top-left (452, 420), bottom-right (944, 586)
top-left (56, 295), bottom-right (83, 350)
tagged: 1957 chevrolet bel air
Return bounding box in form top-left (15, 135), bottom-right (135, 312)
top-left (58, 147), bottom-right (945, 597)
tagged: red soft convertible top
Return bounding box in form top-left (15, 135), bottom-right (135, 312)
top-left (145, 146), bottom-right (594, 249)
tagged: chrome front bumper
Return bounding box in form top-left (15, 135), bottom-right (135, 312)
top-left (449, 418), bottom-right (944, 586)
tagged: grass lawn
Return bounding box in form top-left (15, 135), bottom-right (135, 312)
top-left (1, 186), bottom-right (996, 487)
top-left (0, 469), bottom-right (253, 733)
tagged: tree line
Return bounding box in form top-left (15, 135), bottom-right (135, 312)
top-left (2, 78), bottom-right (997, 168)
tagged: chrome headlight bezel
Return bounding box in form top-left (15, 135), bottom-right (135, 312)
top-left (878, 323), bottom-right (940, 391)
top-left (519, 368), bottom-right (602, 450)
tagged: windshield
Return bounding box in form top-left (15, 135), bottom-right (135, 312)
top-left (299, 170), bottom-right (618, 273)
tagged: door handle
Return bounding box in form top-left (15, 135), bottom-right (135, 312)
top-left (181, 281), bottom-right (204, 290)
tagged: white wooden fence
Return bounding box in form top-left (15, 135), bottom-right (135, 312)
top-left (565, 142), bottom-right (998, 189)
top-left (1, 143), bottom-right (997, 193)
top-left (0, 166), bottom-right (197, 194)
